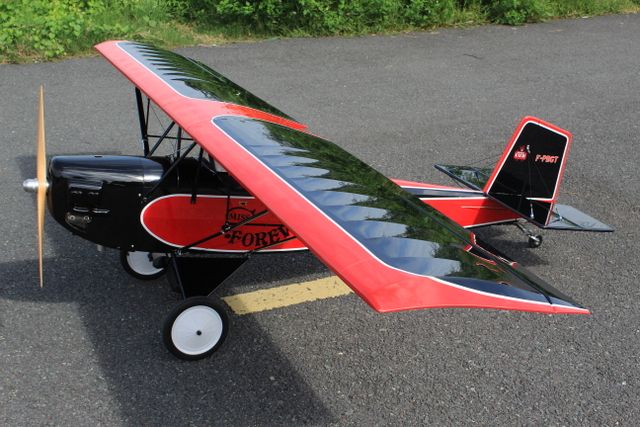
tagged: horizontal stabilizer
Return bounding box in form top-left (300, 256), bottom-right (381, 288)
top-left (436, 119), bottom-right (612, 234)
top-left (434, 164), bottom-right (491, 191)
top-left (545, 204), bottom-right (613, 232)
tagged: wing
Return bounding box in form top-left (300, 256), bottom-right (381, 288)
top-left (96, 40), bottom-right (588, 315)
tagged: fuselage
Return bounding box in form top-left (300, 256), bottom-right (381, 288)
top-left (47, 155), bottom-right (518, 254)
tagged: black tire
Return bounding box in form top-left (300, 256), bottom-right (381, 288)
top-left (528, 235), bottom-right (543, 248)
top-left (162, 297), bottom-right (229, 361)
top-left (120, 250), bottom-right (166, 280)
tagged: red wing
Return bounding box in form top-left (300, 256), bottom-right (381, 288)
top-left (96, 41), bottom-right (588, 315)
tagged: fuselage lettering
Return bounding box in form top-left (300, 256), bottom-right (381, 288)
top-left (225, 225), bottom-right (290, 248)
top-left (534, 154), bottom-right (559, 164)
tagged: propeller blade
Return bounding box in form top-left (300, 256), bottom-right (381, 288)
top-left (36, 85), bottom-right (46, 288)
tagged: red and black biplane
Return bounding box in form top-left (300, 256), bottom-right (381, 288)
top-left (23, 41), bottom-right (612, 360)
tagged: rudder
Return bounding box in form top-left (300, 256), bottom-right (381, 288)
top-left (483, 117), bottom-right (572, 226)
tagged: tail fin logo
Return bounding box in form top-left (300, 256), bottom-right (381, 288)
top-left (513, 145), bottom-right (528, 161)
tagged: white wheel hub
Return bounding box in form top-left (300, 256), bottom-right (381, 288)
top-left (171, 305), bottom-right (224, 355)
top-left (126, 251), bottom-right (163, 276)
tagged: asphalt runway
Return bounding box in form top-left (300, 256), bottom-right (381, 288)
top-left (1, 14), bottom-right (639, 426)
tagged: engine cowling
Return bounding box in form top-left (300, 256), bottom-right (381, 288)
top-left (48, 155), bottom-right (164, 250)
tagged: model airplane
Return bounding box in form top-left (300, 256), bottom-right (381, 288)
top-left (22, 41), bottom-right (613, 360)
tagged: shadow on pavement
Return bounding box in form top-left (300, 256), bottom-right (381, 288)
top-left (8, 155), bottom-right (333, 425)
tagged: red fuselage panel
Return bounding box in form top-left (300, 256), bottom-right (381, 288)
top-left (141, 195), bottom-right (306, 252)
top-left (141, 186), bottom-right (518, 254)
top-left (421, 197), bottom-right (520, 228)
top-left (390, 179), bottom-right (520, 228)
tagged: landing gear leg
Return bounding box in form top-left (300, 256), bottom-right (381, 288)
top-left (161, 255), bottom-right (246, 360)
top-left (514, 221), bottom-right (543, 248)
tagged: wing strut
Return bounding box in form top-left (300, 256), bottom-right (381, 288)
top-left (135, 91), bottom-right (194, 158)
top-left (146, 121), bottom-right (175, 157)
top-left (245, 235), bottom-right (297, 255)
top-left (191, 147), bottom-right (205, 204)
top-left (134, 88), bottom-right (149, 155)
top-left (143, 141), bottom-right (197, 200)
top-left (177, 210), bottom-right (269, 254)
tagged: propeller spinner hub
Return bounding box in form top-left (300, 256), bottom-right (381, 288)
top-left (23, 178), bottom-right (48, 193)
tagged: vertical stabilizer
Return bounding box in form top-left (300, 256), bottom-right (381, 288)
top-left (483, 117), bottom-right (572, 226)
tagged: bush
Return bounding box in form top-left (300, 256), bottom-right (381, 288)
top-left (482, 0), bottom-right (549, 24)
top-left (1, 1), bottom-right (81, 60)
top-left (178, 0), bottom-right (639, 31)
top-left (179, 0), bottom-right (459, 35)
top-left (0, 0), bottom-right (179, 61)
top-left (2, 0), bottom-right (639, 62)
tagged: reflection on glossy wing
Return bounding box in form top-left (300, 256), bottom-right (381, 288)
top-left (214, 116), bottom-right (584, 307)
top-left (118, 42), bottom-right (294, 120)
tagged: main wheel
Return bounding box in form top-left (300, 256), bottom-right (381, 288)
top-left (120, 250), bottom-right (166, 280)
top-left (163, 297), bottom-right (228, 360)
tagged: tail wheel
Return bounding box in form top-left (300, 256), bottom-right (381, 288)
top-left (528, 235), bottom-right (543, 248)
top-left (120, 250), bottom-right (166, 280)
top-left (163, 297), bottom-right (228, 360)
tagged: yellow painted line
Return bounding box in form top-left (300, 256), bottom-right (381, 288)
top-left (222, 276), bottom-right (353, 315)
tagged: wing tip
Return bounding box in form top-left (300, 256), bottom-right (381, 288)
top-left (370, 301), bottom-right (590, 315)
top-left (364, 281), bottom-right (591, 315)
top-left (550, 304), bottom-right (590, 315)
top-left (94, 40), bottom-right (129, 54)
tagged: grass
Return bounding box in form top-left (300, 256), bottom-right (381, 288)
top-left (1, 0), bottom-right (638, 63)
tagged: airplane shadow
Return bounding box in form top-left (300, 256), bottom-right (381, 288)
top-left (0, 232), bottom-right (333, 424)
top-left (8, 155), bottom-right (334, 424)
top-left (473, 225), bottom-right (550, 267)
top-left (9, 154), bottom-right (551, 424)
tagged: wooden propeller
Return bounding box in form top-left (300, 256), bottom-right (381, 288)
top-left (36, 85), bottom-right (46, 288)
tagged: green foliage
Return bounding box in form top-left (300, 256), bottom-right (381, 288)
top-left (1, 0), bottom-right (638, 62)
top-left (180, 0), bottom-right (460, 34)
top-left (480, 0), bottom-right (639, 24)
top-left (1, 0), bottom-right (123, 60)
top-left (483, 0), bottom-right (550, 24)
top-left (1, 1), bottom-right (76, 60)
top-left (547, 0), bottom-right (638, 15)
top-left (0, 0), bottom-right (193, 62)
top-left (175, 0), bottom-right (639, 34)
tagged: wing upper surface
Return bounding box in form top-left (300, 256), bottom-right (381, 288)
top-left (96, 40), bottom-right (588, 315)
top-left (213, 116), bottom-right (587, 314)
top-left (117, 41), bottom-right (294, 121)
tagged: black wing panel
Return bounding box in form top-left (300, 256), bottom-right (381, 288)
top-left (118, 42), bottom-right (294, 120)
top-left (97, 40), bottom-right (589, 313)
top-left (213, 116), bottom-right (585, 310)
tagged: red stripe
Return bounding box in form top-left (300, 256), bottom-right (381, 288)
top-left (422, 197), bottom-right (521, 228)
top-left (391, 179), bottom-right (471, 191)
